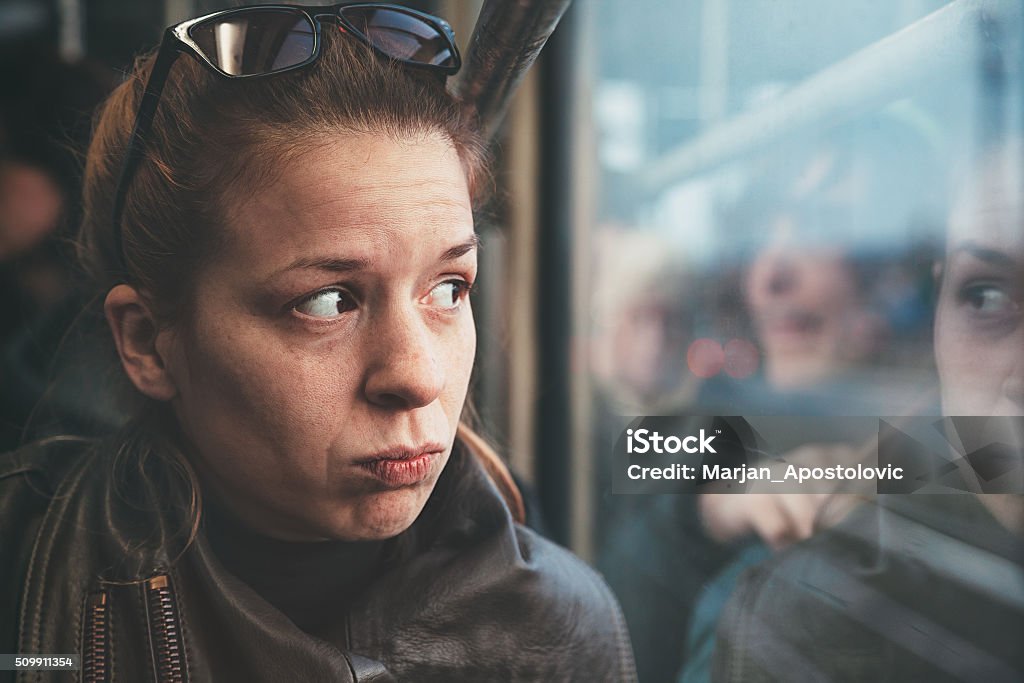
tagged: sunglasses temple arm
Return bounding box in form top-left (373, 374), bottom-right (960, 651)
top-left (111, 33), bottom-right (182, 267)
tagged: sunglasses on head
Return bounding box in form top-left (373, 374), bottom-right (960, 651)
top-left (112, 3), bottom-right (462, 264)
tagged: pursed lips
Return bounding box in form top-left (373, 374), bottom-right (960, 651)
top-left (354, 442), bottom-right (448, 488)
top-left (757, 308), bottom-right (826, 337)
top-left (355, 441), bottom-right (447, 464)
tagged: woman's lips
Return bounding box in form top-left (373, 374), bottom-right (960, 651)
top-left (358, 448), bottom-right (443, 488)
top-left (759, 310), bottom-right (824, 340)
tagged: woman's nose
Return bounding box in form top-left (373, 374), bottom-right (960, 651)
top-left (363, 307), bottom-right (445, 410)
top-left (768, 254), bottom-right (799, 295)
top-left (753, 250), bottom-right (798, 298)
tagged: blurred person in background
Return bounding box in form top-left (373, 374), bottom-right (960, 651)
top-left (0, 48), bottom-right (110, 332)
top-left (0, 48), bottom-right (113, 450)
top-left (590, 227), bottom-right (698, 414)
top-left (600, 111), bottom-right (945, 683)
top-left (708, 110), bottom-right (943, 414)
top-left (589, 225), bottom-right (703, 547)
top-left (689, 110), bottom-right (946, 570)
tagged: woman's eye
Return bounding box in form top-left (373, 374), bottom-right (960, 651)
top-left (425, 280), bottom-right (471, 310)
top-left (294, 289), bottom-right (354, 319)
top-left (962, 284), bottom-right (1019, 317)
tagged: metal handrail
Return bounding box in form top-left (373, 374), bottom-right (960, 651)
top-left (458, 0), bottom-right (573, 142)
top-left (636, 0), bottom-right (1022, 196)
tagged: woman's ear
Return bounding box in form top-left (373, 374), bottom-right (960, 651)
top-left (104, 284), bottom-right (177, 401)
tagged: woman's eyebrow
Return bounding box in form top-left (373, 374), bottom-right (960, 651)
top-left (273, 255), bottom-right (371, 277)
top-left (951, 241), bottom-right (1016, 267)
top-left (264, 235), bottom-right (479, 281)
top-left (440, 234), bottom-right (480, 262)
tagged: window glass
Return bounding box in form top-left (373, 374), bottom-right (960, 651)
top-left (585, 2), bottom-right (1024, 681)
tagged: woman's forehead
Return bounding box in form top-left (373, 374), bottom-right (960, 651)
top-left (218, 133), bottom-right (473, 259)
top-left (946, 157), bottom-right (1019, 253)
top-left (948, 141), bottom-right (1024, 253)
top-left (948, 195), bottom-right (1024, 255)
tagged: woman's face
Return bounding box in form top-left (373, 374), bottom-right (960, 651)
top-left (162, 132), bottom-right (477, 541)
top-left (745, 215), bottom-right (877, 390)
top-left (935, 175), bottom-right (1023, 416)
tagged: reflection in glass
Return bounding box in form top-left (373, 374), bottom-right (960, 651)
top-left (189, 10), bottom-right (315, 76)
top-left (585, 2), bottom-right (1024, 681)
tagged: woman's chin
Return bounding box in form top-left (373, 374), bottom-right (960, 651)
top-left (324, 486), bottom-right (434, 541)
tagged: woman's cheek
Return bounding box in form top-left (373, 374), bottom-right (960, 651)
top-left (936, 315), bottom-right (985, 415)
top-left (444, 314), bottom-right (477, 410)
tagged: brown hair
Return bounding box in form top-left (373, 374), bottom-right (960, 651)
top-left (77, 30), bottom-right (524, 529)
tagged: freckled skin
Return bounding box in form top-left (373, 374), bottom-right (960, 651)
top-left (162, 133), bottom-right (478, 541)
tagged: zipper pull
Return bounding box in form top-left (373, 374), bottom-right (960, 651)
top-left (82, 591), bottom-right (110, 683)
top-left (145, 574), bottom-right (189, 683)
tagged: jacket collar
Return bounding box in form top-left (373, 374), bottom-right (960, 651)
top-left (17, 433), bottom-right (516, 681)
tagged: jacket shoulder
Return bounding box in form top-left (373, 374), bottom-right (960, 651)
top-left (0, 437), bottom-right (94, 660)
top-left (0, 437), bottom-right (97, 571)
top-left (0, 436), bottom-right (95, 554)
top-left (0, 436), bottom-right (92, 496)
top-left (513, 526), bottom-right (638, 682)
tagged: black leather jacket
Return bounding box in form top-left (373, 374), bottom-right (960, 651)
top-left (1, 436), bottom-right (637, 682)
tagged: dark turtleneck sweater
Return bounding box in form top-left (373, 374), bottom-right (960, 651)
top-left (202, 501), bottom-right (387, 639)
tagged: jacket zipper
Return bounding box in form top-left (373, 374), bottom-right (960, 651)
top-left (145, 574), bottom-right (188, 683)
top-left (82, 591), bottom-right (110, 683)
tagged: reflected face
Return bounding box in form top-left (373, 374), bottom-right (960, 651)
top-left (936, 176), bottom-right (1023, 416)
top-left (164, 133), bottom-right (477, 541)
top-left (745, 215), bottom-right (877, 390)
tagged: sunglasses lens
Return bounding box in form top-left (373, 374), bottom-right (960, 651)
top-left (339, 7), bottom-right (457, 69)
top-left (189, 9), bottom-right (315, 76)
